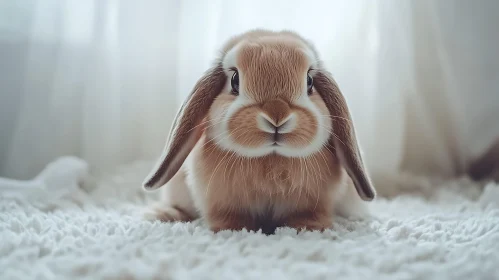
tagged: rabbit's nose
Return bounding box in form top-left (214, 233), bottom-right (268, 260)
top-left (261, 99), bottom-right (291, 124)
top-left (258, 112), bottom-right (296, 134)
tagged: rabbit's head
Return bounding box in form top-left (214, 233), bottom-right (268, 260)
top-left (143, 29), bottom-right (376, 201)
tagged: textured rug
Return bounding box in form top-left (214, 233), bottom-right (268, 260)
top-left (1, 157), bottom-right (498, 280)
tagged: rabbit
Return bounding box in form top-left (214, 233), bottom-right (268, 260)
top-left (142, 29), bottom-right (376, 234)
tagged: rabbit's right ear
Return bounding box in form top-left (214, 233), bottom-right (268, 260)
top-left (142, 63), bottom-right (227, 190)
top-left (313, 69), bottom-right (377, 201)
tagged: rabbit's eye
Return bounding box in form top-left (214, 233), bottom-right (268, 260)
top-left (307, 74), bottom-right (313, 95)
top-left (231, 71), bottom-right (239, 95)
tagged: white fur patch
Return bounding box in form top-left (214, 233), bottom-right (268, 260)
top-left (222, 41), bottom-right (245, 71)
top-left (4, 161), bottom-right (497, 279)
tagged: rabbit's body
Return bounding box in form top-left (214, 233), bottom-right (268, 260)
top-left (143, 29), bottom-right (376, 233)
top-left (188, 135), bottom-right (344, 232)
top-left (148, 134), bottom-right (365, 233)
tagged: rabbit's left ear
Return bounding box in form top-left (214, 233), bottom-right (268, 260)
top-left (313, 69), bottom-right (376, 201)
top-left (142, 63), bottom-right (227, 190)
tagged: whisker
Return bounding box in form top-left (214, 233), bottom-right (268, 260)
top-left (297, 134), bottom-right (325, 192)
top-left (322, 144), bottom-right (336, 156)
top-left (204, 126), bottom-right (246, 158)
top-left (224, 150), bottom-right (239, 191)
top-left (294, 134), bottom-right (316, 186)
top-left (206, 125), bottom-right (249, 196)
top-left (297, 157), bottom-right (304, 207)
top-left (206, 149), bottom-right (234, 197)
top-left (186, 116), bottom-right (226, 133)
top-left (206, 129), bottom-right (247, 194)
top-left (314, 123), bottom-right (349, 148)
top-left (197, 132), bottom-right (229, 157)
top-left (223, 130), bottom-right (248, 186)
top-left (318, 149), bottom-right (332, 177)
top-left (319, 115), bottom-right (353, 123)
top-left (205, 148), bottom-right (227, 196)
top-left (196, 115), bottom-right (241, 152)
top-left (311, 152), bottom-right (323, 184)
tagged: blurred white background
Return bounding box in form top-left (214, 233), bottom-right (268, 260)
top-left (1, 0), bottom-right (498, 183)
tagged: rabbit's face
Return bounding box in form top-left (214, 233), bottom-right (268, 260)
top-left (206, 37), bottom-right (331, 158)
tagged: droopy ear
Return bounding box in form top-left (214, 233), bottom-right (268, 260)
top-left (314, 70), bottom-right (377, 201)
top-left (142, 63), bottom-right (227, 190)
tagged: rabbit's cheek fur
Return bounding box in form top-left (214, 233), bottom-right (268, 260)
top-left (205, 91), bottom-right (332, 158)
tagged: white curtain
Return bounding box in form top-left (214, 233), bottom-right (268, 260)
top-left (1, 0), bottom-right (498, 186)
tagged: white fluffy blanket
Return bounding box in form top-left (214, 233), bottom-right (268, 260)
top-left (1, 157), bottom-right (498, 280)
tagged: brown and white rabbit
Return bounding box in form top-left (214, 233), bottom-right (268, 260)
top-left (142, 29), bottom-right (376, 234)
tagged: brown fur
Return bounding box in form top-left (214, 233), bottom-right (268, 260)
top-left (236, 37), bottom-right (309, 102)
top-left (191, 136), bottom-right (342, 234)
